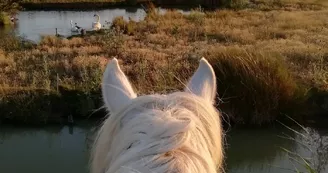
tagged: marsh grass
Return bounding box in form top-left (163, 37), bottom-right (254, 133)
top-left (1, 0), bottom-right (328, 125)
top-left (277, 116), bottom-right (328, 173)
top-left (206, 49), bottom-right (304, 124)
top-left (0, 0), bottom-right (21, 12)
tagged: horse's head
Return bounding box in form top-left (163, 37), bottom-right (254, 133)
top-left (91, 57), bottom-right (223, 173)
top-left (102, 57), bottom-right (217, 115)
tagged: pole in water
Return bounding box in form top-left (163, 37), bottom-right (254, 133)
top-left (81, 29), bottom-right (86, 36)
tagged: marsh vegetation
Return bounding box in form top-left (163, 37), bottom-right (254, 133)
top-left (0, 0), bottom-right (327, 126)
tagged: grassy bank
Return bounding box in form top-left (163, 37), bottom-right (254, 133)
top-left (0, 87), bottom-right (104, 125)
top-left (1, 1), bottom-right (328, 126)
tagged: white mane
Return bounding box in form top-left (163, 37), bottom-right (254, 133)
top-left (90, 57), bottom-right (225, 173)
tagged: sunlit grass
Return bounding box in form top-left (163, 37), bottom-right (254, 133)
top-left (1, 0), bottom-right (328, 124)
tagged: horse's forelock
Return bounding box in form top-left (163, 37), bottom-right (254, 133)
top-left (90, 92), bottom-right (224, 173)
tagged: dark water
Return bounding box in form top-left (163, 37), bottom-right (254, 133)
top-left (225, 127), bottom-right (328, 173)
top-left (2, 8), bottom-right (190, 42)
top-left (0, 123), bottom-right (93, 173)
top-left (0, 122), bottom-right (327, 173)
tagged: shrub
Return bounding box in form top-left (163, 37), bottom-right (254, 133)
top-left (207, 47), bottom-right (305, 125)
top-left (0, 12), bottom-right (11, 26)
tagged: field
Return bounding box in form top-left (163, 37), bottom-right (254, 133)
top-left (0, 0), bottom-right (328, 126)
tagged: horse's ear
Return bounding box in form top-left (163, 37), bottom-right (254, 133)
top-left (185, 57), bottom-right (217, 104)
top-left (102, 58), bottom-right (137, 113)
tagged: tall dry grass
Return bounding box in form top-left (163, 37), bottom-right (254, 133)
top-left (112, 7), bottom-right (328, 123)
top-left (1, 0), bottom-right (328, 124)
top-left (277, 116), bottom-right (328, 173)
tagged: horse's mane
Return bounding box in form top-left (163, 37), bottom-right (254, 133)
top-left (90, 57), bottom-right (224, 173)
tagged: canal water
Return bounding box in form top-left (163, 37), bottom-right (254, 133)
top-left (0, 122), bottom-right (327, 173)
top-left (2, 8), bottom-right (189, 42)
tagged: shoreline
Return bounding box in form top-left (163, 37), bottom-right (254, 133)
top-left (0, 31), bottom-right (327, 128)
top-left (1, 1), bottom-right (328, 128)
top-left (0, 87), bottom-right (327, 128)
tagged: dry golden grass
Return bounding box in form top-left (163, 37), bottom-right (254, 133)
top-left (1, 0), bottom-right (328, 124)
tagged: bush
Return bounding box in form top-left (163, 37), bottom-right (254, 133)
top-left (207, 47), bottom-right (305, 125)
top-left (219, 0), bottom-right (249, 8)
top-left (111, 16), bottom-right (128, 31)
top-left (111, 16), bottom-right (137, 35)
top-left (0, 0), bottom-right (21, 13)
top-left (0, 12), bottom-right (11, 26)
top-left (0, 87), bottom-right (103, 125)
top-left (0, 32), bottom-right (35, 51)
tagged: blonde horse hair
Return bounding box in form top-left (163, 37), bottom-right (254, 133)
top-left (90, 57), bottom-right (224, 173)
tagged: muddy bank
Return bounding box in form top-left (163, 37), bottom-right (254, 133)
top-left (0, 87), bottom-right (105, 125)
top-left (0, 87), bottom-right (327, 128)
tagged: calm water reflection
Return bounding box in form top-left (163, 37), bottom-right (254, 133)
top-left (3, 8), bottom-right (190, 42)
top-left (0, 123), bottom-right (327, 173)
top-left (226, 127), bottom-right (328, 173)
top-left (0, 123), bottom-right (94, 173)
top-left (15, 9), bottom-right (146, 42)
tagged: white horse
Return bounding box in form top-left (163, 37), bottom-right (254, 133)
top-left (90, 57), bottom-right (225, 173)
